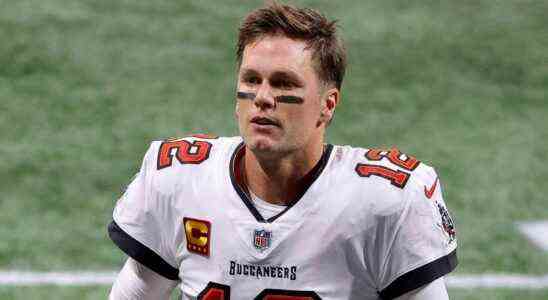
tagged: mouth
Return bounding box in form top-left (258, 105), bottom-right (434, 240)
top-left (250, 116), bottom-right (281, 128)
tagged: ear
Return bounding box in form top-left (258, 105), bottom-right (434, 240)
top-left (319, 88), bottom-right (339, 125)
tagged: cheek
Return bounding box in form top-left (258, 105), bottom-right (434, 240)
top-left (236, 101), bottom-right (251, 119)
top-left (236, 102), bottom-right (254, 133)
top-left (301, 101), bottom-right (322, 122)
top-left (285, 105), bottom-right (320, 133)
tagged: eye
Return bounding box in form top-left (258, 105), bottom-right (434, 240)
top-left (272, 79), bottom-right (296, 89)
top-left (243, 76), bottom-right (261, 85)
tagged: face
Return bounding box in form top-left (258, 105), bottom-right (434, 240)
top-left (236, 35), bottom-right (338, 157)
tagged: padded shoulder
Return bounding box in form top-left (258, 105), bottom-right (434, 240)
top-left (144, 136), bottom-right (242, 195)
top-left (355, 146), bottom-right (437, 190)
top-left (331, 145), bottom-right (441, 218)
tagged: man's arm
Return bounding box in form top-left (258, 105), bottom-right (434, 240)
top-left (109, 258), bottom-right (179, 300)
top-left (394, 277), bottom-right (449, 300)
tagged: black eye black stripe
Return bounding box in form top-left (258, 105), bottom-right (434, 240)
top-left (236, 91), bottom-right (304, 104)
top-left (274, 95), bottom-right (303, 104)
top-left (237, 91), bottom-right (256, 100)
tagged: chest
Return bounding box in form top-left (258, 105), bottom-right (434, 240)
top-left (171, 183), bottom-right (379, 299)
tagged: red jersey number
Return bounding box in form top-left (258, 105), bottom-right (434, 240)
top-left (364, 148), bottom-right (420, 171)
top-left (198, 282), bottom-right (321, 300)
top-left (198, 282), bottom-right (230, 300)
top-left (157, 139), bottom-right (212, 170)
top-left (355, 148), bottom-right (420, 189)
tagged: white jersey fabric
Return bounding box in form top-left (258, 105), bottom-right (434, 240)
top-left (109, 136), bottom-right (457, 300)
top-left (250, 191), bottom-right (287, 220)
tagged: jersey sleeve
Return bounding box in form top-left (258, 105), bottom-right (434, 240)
top-left (376, 166), bottom-right (457, 299)
top-left (108, 142), bottom-right (180, 281)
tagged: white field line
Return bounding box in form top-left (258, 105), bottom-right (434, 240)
top-left (517, 221), bottom-right (548, 251)
top-left (0, 271), bottom-right (117, 286)
top-left (445, 274), bottom-right (548, 289)
top-left (1, 271), bottom-right (548, 289)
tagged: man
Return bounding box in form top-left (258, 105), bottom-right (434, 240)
top-left (108, 2), bottom-right (457, 299)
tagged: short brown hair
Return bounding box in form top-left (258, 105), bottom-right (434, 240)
top-left (237, 1), bottom-right (347, 90)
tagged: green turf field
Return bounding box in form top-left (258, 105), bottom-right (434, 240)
top-left (2, 286), bottom-right (548, 300)
top-left (1, 0), bottom-right (547, 298)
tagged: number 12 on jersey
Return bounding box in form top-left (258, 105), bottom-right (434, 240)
top-left (198, 282), bottom-right (321, 300)
top-left (355, 148), bottom-right (420, 189)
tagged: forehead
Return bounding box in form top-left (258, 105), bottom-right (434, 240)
top-left (240, 35), bottom-right (315, 76)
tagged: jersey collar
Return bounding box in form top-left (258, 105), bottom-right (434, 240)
top-left (229, 141), bottom-right (334, 223)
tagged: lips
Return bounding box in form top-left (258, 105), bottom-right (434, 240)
top-left (250, 116), bottom-right (280, 127)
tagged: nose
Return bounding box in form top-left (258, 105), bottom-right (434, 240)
top-left (254, 82), bottom-right (276, 110)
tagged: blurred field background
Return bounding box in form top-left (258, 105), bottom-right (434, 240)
top-left (1, 0), bottom-right (547, 299)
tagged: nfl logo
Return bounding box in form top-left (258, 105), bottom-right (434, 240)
top-left (253, 229), bottom-right (272, 251)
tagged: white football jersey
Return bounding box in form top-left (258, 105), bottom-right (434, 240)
top-left (109, 136), bottom-right (457, 300)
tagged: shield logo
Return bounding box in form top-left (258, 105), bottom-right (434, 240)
top-left (437, 203), bottom-right (456, 243)
top-left (253, 229), bottom-right (272, 251)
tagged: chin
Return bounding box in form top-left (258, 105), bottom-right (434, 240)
top-left (245, 135), bottom-right (284, 154)
top-left (247, 137), bottom-right (276, 151)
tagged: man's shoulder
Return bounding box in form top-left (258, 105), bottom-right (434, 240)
top-left (329, 144), bottom-right (439, 213)
top-left (146, 134), bottom-right (241, 165)
top-left (330, 143), bottom-right (436, 181)
top-left (140, 135), bottom-right (242, 188)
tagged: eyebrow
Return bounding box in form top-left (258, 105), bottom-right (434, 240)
top-left (240, 68), bottom-right (304, 85)
top-left (270, 70), bottom-right (303, 85)
top-left (239, 68), bottom-right (261, 79)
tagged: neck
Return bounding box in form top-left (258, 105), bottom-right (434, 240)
top-left (242, 141), bottom-right (325, 206)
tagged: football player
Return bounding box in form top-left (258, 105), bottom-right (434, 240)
top-left (108, 2), bottom-right (457, 299)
